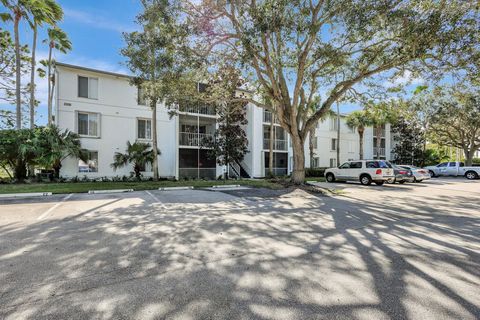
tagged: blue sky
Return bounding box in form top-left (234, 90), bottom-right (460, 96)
top-left (1, 0), bottom-right (142, 125)
top-left (1, 0), bottom-right (424, 126)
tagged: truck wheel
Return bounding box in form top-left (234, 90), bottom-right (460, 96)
top-left (326, 173), bottom-right (335, 182)
top-left (465, 171), bottom-right (479, 180)
top-left (428, 170), bottom-right (435, 177)
top-left (360, 174), bottom-right (372, 186)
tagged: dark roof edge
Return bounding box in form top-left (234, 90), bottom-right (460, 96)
top-left (55, 62), bottom-right (132, 79)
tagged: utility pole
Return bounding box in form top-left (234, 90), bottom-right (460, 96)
top-left (336, 102), bottom-right (340, 165)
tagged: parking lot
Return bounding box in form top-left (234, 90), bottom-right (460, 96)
top-left (0, 178), bottom-right (479, 320)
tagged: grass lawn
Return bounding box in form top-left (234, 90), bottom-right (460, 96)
top-left (0, 179), bottom-right (287, 194)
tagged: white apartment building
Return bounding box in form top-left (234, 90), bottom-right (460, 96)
top-left (54, 63), bottom-right (392, 179)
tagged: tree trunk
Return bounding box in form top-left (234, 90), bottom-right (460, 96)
top-left (53, 162), bottom-right (61, 179)
top-left (47, 44), bottom-right (53, 125)
top-left (308, 126), bottom-right (315, 168)
top-left (464, 148), bottom-right (474, 166)
top-left (14, 11), bottom-right (22, 130)
top-left (358, 128), bottom-right (364, 160)
top-left (290, 133), bottom-right (305, 184)
top-left (134, 164), bottom-right (141, 179)
top-left (14, 159), bottom-right (27, 181)
top-left (375, 126), bottom-right (382, 159)
top-left (151, 101), bottom-right (159, 180)
top-left (30, 23), bottom-right (37, 129)
top-left (268, 115), bottom-right (274, 176)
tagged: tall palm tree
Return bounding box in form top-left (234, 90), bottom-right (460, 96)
top-left (1, 0), bottom-right (30, 129)
top-left (27, 0), bottom-right (63, 128)
top-left (346, 110), bottom-right (372, 160)
top-left (43, 27), bottom-right (71, 124)
top-left (111, 141), bottom-right (160, 179)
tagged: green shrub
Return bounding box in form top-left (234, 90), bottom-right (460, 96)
top-left (306, 167), bottom-right (327, 177)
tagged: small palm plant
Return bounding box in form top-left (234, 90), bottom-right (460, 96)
top-left (111, 141), bottom-right (160, 179)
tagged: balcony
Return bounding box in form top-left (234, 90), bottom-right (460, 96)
top-left (178, 102), bottom-right (216, 116)
top-left (179, 132), bottom-right (214, 147)
top-left (373, 147), bottom-right (386, 156)
top-left (263, 111), bottom-right (280, 124)
top-left (263, 139), bottom-right (288, 151)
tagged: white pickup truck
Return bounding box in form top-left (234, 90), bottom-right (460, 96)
top-left (424, 162), bottom-right (480, 180)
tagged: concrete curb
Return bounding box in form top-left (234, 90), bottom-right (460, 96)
top-left (0, 192), bottom-right (52, 199)
top-left (88, 189), bottom-right (134, 194)
top-left (211, 184), bottom-right (241, 188)
top-left (158, 186), bottom-right (194, 191)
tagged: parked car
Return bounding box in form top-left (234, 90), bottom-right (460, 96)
top-left (424, 161), bottom-right (480, 180)
top-left (397, 165), bottom-right (431, 182)
top-left (387, 165), bottom-right (415, 184)
top-left (325, 160), bottom-right (395, 186)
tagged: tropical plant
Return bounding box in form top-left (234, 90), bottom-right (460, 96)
top-left (0, 128), bottom-right (36, 180)
top-left (346, 110), bottom-right (372, 160)
top-left (27, 0), bottom-right (63, 128)
top-left (1, 0), bottom-right (32, 129)
top-left (111, 141), bottom-right (160, 179)
top-left (34, 125), bottom-right (86, 178)
top-left (42, 27), bottom-right (71, 124)
top-left (182, 0), bottom-right (477, 184)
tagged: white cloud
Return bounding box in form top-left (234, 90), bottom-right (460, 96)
top-left (386, 70), bottom-right (424, 88)
top-left (63, 7), bottom-right (138, 34)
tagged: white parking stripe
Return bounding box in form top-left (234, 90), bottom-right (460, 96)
top-left (145, 190), bottom-right (166, 209)
top-left (37, 193), bottom-right (73, 221)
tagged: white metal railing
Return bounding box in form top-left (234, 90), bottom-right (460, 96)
top-left (179, 168), bottom-right (216, 179)
top-left (179, 132), bottom-right (214, 146)
top-left (229, 162), bottom-right (241, 178)
top-left (373, 147), bottom-right (386, 156)
top-left (263, 139), bottom-right (288, 151)
top-left (179, 103), bottom-right (216, 116)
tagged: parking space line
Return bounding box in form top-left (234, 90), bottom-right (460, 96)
top-left (37, 193), bottom-right (73, 221)
top-left (145, 190), bottom-right (166, 209)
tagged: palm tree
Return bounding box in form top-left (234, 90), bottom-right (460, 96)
top-left (111, 141), bottom-right (160, 179)
top-left (1, 0), bottom-right (29, 129)
top-left (27, 0), bottom-right (63, 128)
top-left (43, 27), bottom-right (71, 124)
top-left (34, 125), bottom-right (86, 179)
top-left (346, 110), bottom-right (372, 160)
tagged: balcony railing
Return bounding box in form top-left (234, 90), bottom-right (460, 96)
top-left (264, 168), bottom-right (288, 176)
top-left (179, 168), bottom-right (216, 179)
top-left (179, 132), bottom-right (214, 146)
top-left (263, 111), bottom-right (280, 124)
top-left (179, 102), bottom-right (216, 116)
top-left (373, 147), bottom-right (386, 156)
top-left (263, 139), bottom-right (288, 151)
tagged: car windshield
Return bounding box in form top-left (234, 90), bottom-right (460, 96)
top-left (379, 161), bottom-right (392, 168)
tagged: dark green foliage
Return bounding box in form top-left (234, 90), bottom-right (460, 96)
top-left (111, 141), bottom-right (160, 179)
top-left (391, 115), bottom-right (426, 166)
top-left (305, 168), bottom-right (326, 178)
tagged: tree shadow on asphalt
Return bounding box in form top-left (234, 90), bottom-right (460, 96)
top-left (0, 189), bottom-right (479, 319)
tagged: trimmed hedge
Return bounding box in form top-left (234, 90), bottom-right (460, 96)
top-left (306, 167), bottom-right (327, 177)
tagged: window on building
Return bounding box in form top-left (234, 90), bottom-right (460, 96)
top-left (78, 151), bottom-right (98, 173)
top-left (312, 157), bottom-right (319, 168)
top-left (312, 137), bottom-right (318, 148)
top-left (78, 76), bottom-right (98, 99)
top-left (137, 118), bottom-right (152, 140)
top-left (348, 141), bottom-right (355, 153)
top-left (77, 112), bottom-right (99, 137)
top-left (330, 158), bottom-right (337, 168)
top-left (137, 87), bottom-right (146, 105)
top-left (331, 138), bottom-right (337, 151)
top-left (348, 125), bottom-right (356, 133)
top-left (330, 117), bottom-right (338, 131)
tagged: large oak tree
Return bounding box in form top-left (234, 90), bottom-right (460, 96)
top-left (183, 0), bottom-right (478, 183)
